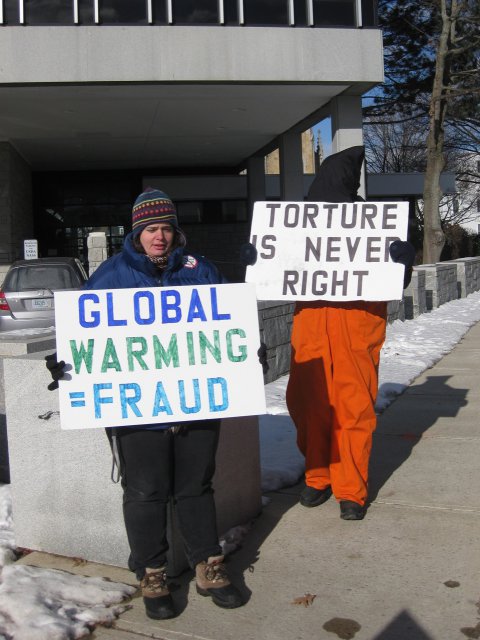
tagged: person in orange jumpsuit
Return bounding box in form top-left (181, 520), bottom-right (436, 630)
top-left (286, 146), bottom-right (414, 520)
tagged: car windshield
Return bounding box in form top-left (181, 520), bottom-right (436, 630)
top-left (4, 265), bottom-right (82, 291)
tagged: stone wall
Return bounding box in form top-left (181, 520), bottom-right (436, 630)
top-left (402, 257), bottom-right (480, 320)
top-left (447, 257), bottom-right (480, 298)
top-left (422, 263), bottom-right (459, 311)
top-left (403, 269), bottom-right (427, 320)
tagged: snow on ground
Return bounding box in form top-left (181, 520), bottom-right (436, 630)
top-left (0, 327), bottom-right (55, 339)
top-left (2, 291), bottom-right (480, 639)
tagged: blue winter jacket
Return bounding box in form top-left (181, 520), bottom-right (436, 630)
top-left (84, 232), bottom-right (227, 432)
top-left (84, 231), bottom-right (227, 290)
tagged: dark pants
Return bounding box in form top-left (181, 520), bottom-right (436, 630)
top-left (111, 420), bottom-right (222, 579)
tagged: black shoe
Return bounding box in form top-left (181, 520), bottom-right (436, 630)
top-left (143, 594), bottom-right (176, 620)
top-left (340, 500), bottom-right (365, 520)
top-left (299, 485), bottom-right (332, 508)
top-left (140, 568), bottom-right (176, 619)
top-left (195, 557), bottom-right (244, 609)
top-left (196, 582), bottom-right (243, 609)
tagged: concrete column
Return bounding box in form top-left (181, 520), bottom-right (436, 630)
top-left (87, 231), bottom-right (108, 276)
top-left (278, 131), bottom-right (304, 201)
top-left (330, 95), bottom-right (365, 196)
top-left (246, 155), bottom-right (266, 219)
top-left (0, 142), bottom-right (33, 265)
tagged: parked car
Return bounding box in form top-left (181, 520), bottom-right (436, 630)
top-left (0, 257), bottom-right (88, 332)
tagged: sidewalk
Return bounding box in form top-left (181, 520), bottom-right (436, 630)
top-left (19, 322), bottom-right (480, 640)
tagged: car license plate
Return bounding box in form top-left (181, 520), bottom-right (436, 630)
top-left (32, 299), bottom-right (52, 309)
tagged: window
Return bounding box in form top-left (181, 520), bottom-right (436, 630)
top-left (223, 0), bottom-right (239, 24)
top-left (177, 201), bottom-right (202, 224)
top-left (312, 0), bottom-right (356, 26)
top-left (3, 0), bottom-right (20, 23)
top-left (361, 0), bottom-right (377, 26)
top-left (152, 0), bottom-right (168, 23)
top-left (24, 0), bottom-right (72, 25)
top-left (172, 0), bottom-right (219, 24)
top-left (293, 0), bottom-right (308, 25)
top-left (78, 0), bottom-right (94, 23)
top-left (7, 265), bottom-right (83, 291)
top-left (243, 0), bottom-right (289, 25)
top-left (99, 0), bottom-right (148, 25)
top-left (176, 200), bottom-right (247, 223)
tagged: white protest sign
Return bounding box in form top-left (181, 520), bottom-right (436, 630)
top-left (54, 283), bottom-right (266, 430)
top-left (245, 201), bottom-right (410, 301)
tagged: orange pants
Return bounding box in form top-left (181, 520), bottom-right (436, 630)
top-left (286, 301), bottom-right (387, 506)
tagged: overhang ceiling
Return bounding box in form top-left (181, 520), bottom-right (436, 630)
top-left (0, 82), bottom-right (348, 172)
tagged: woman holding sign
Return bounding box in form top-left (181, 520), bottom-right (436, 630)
top-left (47, 188), bottom-right (243, 620)
top-left (285, 146), bottom-right (415, 521)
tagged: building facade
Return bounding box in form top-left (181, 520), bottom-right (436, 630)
top-left (0, 0), bottom-right (383, 281)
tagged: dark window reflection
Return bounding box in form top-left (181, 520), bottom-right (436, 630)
top-left (4, 0), bottom-right (20, 24)
top-left (78, 0), bottom-right (94, 23)
top-left (173, 0), bottom-right (219, 24)
top-left (33, 172), bottom-right (139, 262)
top-left (223, 0), bottom-right (238, 24)
top-left (24, 0), bottom-right (72, 25)
top-left (293, 0), bottom-right (308, 26)
top-left (312, 0), bottom-right (356, 26)
top-left (99, 0), bottom-right (148, 25)
top-left (152, 0), bottom-right (167, 23)
top-left (361, 0), bottom-right (377, 26)
top-left (244, 0), bottom-right (288, 25)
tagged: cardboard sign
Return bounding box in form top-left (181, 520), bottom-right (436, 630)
top-left (245, 201), bottom-right (410, 301)
top-left (54, 283), bottom-right (266, 430)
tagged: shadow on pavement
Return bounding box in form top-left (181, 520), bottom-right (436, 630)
top-left (162, 486), bottom-right (300, 611)
top-left (369, 375), bottom-right (468, 503)
top-left (372, 610), bottom-right (434, 640)
top-left (225, 483), bottom-right (301, 605)
top-left (161, 461), bottom-right (302, 611)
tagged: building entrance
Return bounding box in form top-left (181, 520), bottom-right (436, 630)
top-left (33, 171), bottom-right (140, 267)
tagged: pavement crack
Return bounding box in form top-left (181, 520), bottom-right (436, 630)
top-left (372, 500), bottom-right (480, 514)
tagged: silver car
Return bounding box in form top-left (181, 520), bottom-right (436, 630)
top-left (0, 257), bottom-right (88, 332)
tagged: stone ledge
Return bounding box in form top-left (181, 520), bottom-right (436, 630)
top-left (0, 332), bottom-right (56, 356)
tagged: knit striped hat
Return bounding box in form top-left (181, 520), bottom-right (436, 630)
top-left (132, 187), bottom-right (186, 246)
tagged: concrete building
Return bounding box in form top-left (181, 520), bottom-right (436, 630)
top-left (0, 0), bottom-right (383, 281)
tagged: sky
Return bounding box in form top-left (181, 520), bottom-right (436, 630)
top-left (312, 117), bottom-right (332, 158)
top-left (2, 290), bottom-right (480, 639)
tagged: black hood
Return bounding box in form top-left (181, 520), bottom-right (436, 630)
top-left (307, 145), bottom-right (365, 203)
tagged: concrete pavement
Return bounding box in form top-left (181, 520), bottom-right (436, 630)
top-left (19, 322), bottom-right (480, 640)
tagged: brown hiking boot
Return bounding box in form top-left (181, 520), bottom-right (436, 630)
top-left (140, 568), bottom-right (176, 619)
top-left (195, 555), bottom-right (243, 609)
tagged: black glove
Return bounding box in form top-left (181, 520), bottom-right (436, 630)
top-left (389, 240), bottom-right (416, 289)
top-left (240, 242), bottom-right (258, 266)
top-left (45, 352), bottom-right (66, 391)
top-left (257, 342), bottom-right (269, 375)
